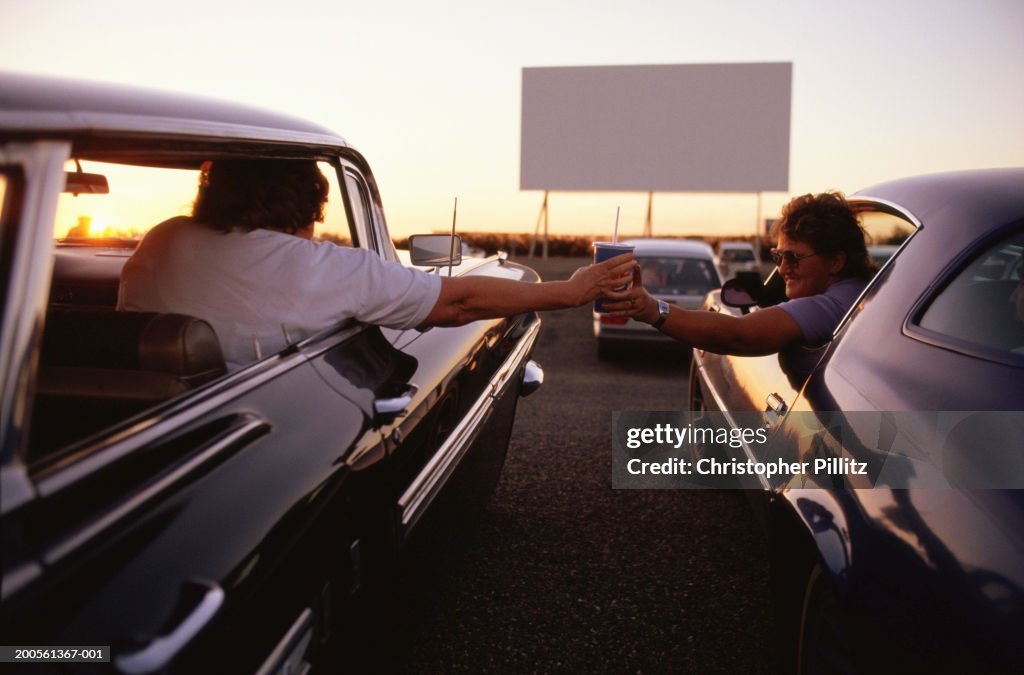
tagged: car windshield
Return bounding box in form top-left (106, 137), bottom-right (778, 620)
top-left (720, 248), bottom-right (755, 262)
top-left (639, 256), bottom-right (719, 295)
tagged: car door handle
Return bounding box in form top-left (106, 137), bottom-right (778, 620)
top-left (373, 383), bottom-right (419, 424)
top-left (765, 392), bottom-right (788, 422)
top-left (115, 578), bottom-right (224, 674)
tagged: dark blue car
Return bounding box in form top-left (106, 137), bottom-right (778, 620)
top-left (690, 168), bottom-right (1024, 673)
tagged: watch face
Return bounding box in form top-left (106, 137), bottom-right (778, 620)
top-left (653, 300), bottom-right (670, 327)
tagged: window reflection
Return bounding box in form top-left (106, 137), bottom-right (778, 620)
top-left (918, 229), bottom-right (1024, 356)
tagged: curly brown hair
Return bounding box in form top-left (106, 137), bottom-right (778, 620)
top-left (193, 160), bottom-right (329, 234)
top-left (770, 191), bottom-right (873, 280)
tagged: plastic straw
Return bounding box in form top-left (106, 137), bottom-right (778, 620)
top-left (613, 206), bottom-right (621, 244)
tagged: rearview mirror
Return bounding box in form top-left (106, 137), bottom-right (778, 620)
top-left (409, 234), bottom-right (462, 267)
top-left (64, 171), bottom-right (109, 195)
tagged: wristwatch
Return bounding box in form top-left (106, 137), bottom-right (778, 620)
top-left (651, 299), bottom-right (671, 329)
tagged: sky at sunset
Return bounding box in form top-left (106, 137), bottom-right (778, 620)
top-left (3, 0), bottom-right (1023, 240)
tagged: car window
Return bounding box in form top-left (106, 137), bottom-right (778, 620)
top-left (55, 160), bottom-right (198, 240)
top-left (639, 256), bottom-right (719, 295)
top-left (0, 169), bottom-right (19, 317)
top-left (343, 167), bottom-right (376, 251)
top-left (720, 248), bottom-right (755, 262)
top-left (30, 157), bottom-right (362, 460)
top-left (916, 228), bottom-right (1024, 358)
top-left (857, 209), bottom-right (915, 277)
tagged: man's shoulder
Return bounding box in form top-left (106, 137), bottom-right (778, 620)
top-left (151, 215), bottom-right (198, 231)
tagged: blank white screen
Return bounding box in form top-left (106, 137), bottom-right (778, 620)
top-left (520, 63), bottom-right (791, 192)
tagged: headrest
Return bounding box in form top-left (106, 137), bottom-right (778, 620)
top-left (42, 308), bottom-right (226, 379)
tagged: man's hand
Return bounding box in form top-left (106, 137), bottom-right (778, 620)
top-left (565, 252), bottom-right (636, 306)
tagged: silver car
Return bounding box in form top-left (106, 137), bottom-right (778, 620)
top-left (593, 238), bottom-right (722, 359)
top-left (716, 240), bottom-right (762, 281)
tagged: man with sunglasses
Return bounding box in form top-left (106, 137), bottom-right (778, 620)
top-left (607, 192), bottom-right (872, 366)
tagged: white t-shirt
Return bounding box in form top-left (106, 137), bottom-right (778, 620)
top-left (119, 217), bottom-right (442, 370)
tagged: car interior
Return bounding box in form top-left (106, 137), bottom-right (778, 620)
top-left (28, 157), bottom-right (349, 461)
top-left (917, 232), bottom-right (1024, 356)
top-left (639, 257), bottom-right (718, 296)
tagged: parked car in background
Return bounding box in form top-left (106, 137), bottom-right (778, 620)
top-left (593, 238), bottom-right (722, 360)
top-left (716, 240), bottom-right (761, 281)
top-left (0, 72), bottom-right (544, 673)
top-left (867, 243), bottom-right (899, 267)
top-left (689, 168), bottom-right (1024, 673)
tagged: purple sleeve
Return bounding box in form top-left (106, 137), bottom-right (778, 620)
top-left (777, 279), bottom-right (866, 345)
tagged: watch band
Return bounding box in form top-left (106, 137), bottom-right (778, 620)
top-left (652, 299), bottom-right (670, 329)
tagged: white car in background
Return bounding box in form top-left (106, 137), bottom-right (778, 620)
top-left (716, 240), bottom-right (761, 280)
top-left (593, 238), bottom-right (723, 360)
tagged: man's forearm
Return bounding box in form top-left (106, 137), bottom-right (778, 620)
top-left (421, 252), bottom-right (634, 328)
top-left (425, 276), bottom-right (574, 327)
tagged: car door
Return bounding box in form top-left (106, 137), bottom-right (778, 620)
top-left (7, 335), bottom-right (381, 674)
top-left (0, 145), bottom-right (385, 674)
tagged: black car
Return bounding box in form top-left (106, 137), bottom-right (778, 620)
top-left (689, 168), bottom-right (1024, 673)
top-left (0, 73), bottom-right (542, 673)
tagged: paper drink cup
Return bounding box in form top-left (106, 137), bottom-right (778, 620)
top-left (593, 241), bottom-right (634, 313)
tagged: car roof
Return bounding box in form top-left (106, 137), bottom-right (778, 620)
top-left (0, 71), bottom-right (348, 150)
top-left (620, 238), bottom-right (716, 258)
top-left (853, 168), bottom-right (1024, 242)
top-left (719, 241), bottom-right (755, 249)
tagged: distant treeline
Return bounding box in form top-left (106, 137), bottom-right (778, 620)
top-left (321, 224), bottom-right (912, 258)
top-left (399, 232), bottom-right (752, 258)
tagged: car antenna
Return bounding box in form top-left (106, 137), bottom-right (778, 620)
top-left (448, 196), bottom-right (458, 277)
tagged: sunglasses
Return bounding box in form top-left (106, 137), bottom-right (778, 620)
top-left (770, 248), bottom-right (820, 268)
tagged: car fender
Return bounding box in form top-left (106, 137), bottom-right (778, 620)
top-left (772, 488), bottom-right (854, 592)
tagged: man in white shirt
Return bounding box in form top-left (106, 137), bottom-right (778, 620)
top-left (119, 160), bottom-right (633, 370)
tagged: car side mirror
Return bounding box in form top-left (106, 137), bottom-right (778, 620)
top-left (721, 269), bottom-right (788, 311)
top-left (721, 277), bottom-right (760, 309)
top-left (409, 234), bottom-right (463, 267)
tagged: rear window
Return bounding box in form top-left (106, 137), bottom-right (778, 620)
top-left (916, 228), bottom-right (1024, 359)
top-left (639, 256), bottom-right (719, 295)
top-left (720, 248), bottom-right (755, 262)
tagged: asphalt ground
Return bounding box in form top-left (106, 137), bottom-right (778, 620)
top-left (347, 256), bottom-right (774, 674)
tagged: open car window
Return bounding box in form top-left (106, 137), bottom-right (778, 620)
top-left (30, 158), bottom-right (360, 462)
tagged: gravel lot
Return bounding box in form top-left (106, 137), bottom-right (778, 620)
top-left (348, 256), bottom-right (774, 674)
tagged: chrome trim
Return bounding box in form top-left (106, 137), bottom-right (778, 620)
top-left (115, 579), bottom-right (224, 675)
top-left (0, 561), bottom-right (43, 603)
top-left (254, 608), bottom-right (314, 675)
top-left (397, 319), bottom-right (541, 539)
top-left (829, 197), bottom-right (923, 339)
top-left (765, 392), bottom-right (788, 417)
top-left (0, 141), bottom-right (70, 468)
top-left (42, 416), bottom-right (270, 566)
top-left (32, 323), bottom-right (359, 497)
top-left (520, 360), bottom-right (544, 397)
top-left (373, 384), bottom-right (419, 418)
top-left (0, 463), bottom-right (35, 513)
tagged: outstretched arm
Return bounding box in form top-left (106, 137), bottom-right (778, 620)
top-left (421, 252), bottom-right (635, 327)
top-left (603, 265), bottom-right (803, 355)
